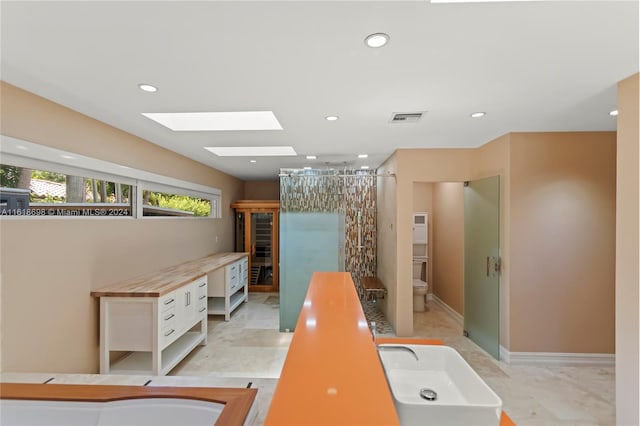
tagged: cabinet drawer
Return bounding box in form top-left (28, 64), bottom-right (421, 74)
top-left (226, 263), bottom-right (238, 282)
top-left (196, 303), bottom-right (208, 316)
top-left (160, 292), bottom-right (177, 312)
top-left (162, 306), bottom-right (176, 324)
top-left (195, 278), bottom-right (207, 298)
top-left (161, 323), bottom-right (179, 347)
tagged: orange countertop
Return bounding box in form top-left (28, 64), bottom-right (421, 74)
top-left (266, 272), bottom-right (516, 426)
top-left (91, 252), bottom-right (248, 297)
top-left (265, 272), bottom-right (400, 426)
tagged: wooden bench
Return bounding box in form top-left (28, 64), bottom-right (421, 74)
top-left (362, 276), bottom-right (387, 301)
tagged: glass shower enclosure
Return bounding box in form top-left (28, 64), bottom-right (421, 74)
top-left (279, 170), bottom-right (345, 331)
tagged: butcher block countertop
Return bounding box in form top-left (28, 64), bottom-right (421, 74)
top-left (90, 252), bottom-right (248, 298)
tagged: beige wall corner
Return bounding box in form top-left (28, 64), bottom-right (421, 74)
top-left (432, 182), bottom-right (464, 315)
top-left (615, 72), bottom-right (639, 426)
top-left (0, 82), bottom-right (244, 373)
top-left (509, 132), bottom-right (616, 354)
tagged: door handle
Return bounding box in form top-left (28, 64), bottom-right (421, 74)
top-left (493, 256), bottom-right (501, 275)
top-left (486, 256), bottom-right (490, 277)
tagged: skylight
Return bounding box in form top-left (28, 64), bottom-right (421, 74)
top-left (142, 111), bottom-right (283, 131)
top-left (204, 146), bottom-right (297, 157)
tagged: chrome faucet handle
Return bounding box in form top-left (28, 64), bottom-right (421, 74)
top-left (370, 321), bottom-right (377, 342)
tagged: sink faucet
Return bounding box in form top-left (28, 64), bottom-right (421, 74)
top-left (369, 320), bottom-right (419, 361)
top-left (377, 345), bottom-right (419, 361)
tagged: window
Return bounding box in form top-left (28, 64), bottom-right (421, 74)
top-left (0, 136), bottom-right (222, 219)
top-left (1, 164), bottom-right (133, 217)
top-left (142, 188), bottom-right (214, 217)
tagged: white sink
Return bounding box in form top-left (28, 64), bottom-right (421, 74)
top-left (377, 344), bottom-right (502, 426)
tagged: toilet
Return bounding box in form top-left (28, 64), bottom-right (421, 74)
top-left (413, 279), bottom-right (427, 312)
top-left (412, 258), bottom-right (428, 312)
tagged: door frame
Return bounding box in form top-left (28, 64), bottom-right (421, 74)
top-left (231, 200), bottom-right (280, 292)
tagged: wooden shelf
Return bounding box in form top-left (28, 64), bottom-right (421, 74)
top-left (110, 331), bottom-right (205, 376)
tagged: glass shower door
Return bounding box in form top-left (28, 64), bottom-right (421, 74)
top-left (464, 176), bottom-right (501, 359)
top-left (279, 211), bottom-right (342, 332)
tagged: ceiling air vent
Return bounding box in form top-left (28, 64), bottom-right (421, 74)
top-left (390, 112), bottom-right (424, 123)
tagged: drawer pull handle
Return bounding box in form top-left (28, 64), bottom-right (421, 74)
top-left (199, 295), bottom-right (206, 300)
top-left (164, 313), bottom-right (175, 321)
top-left (199, 307), bottom-right (206, 313)
top-left (199, 282), bottom-right (206, 287)
top-left (164, 298), bottom-right (175, 305)
top-left (164, 329), bottom-right (175, 337)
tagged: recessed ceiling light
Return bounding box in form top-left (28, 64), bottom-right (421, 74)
top-left (303, 167), bottom-right (312, 170)
top-left (142, 111), bottom-right (283, 131)
top-left (470, 112), bottom-right (486, 118)
top-left (250, 160), bottom-right (257, 163)
top-left (306, 155), bottom-right (317, 160)
top-left (365, 33), bottom-right (390, 48)
top-left (361, 166), bottom-right (370, 170)
top-left (325, 115), bottom-right (339, 121)
top-left (609, 110), bottom-right (619, 116)
top-left (204, 146), bottom-right (297, 157)
top-left (138, 83), bottom-right (158, 93)
top-left (358, 154), bottom-right (368, 159)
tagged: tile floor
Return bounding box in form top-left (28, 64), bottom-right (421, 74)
top-left (2, 292), bottom-right (615, 426)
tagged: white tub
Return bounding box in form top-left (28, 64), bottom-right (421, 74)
top-left (0, 382), bottom-right (257, 426)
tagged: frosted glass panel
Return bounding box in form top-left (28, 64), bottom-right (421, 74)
top-left (464, 176), bottom-right (500, 359)
top-left (280, 212), bottom-right (341, 331)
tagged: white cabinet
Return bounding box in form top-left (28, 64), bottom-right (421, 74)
top-left (412, 213), bottom-right (428, 244)
top-left (207, 255), bottom-right (249, 320)
top-left (98, 276), bottom-right (208, 376)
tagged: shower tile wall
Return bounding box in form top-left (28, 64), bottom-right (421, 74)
top-left (279, 170), bottom-right (377, 298)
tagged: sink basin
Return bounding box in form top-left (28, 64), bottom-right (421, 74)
top-left (377, 344), bottom-right (502, 426)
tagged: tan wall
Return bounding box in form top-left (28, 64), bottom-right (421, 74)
top-left (382, 133), bottom-right (616, 355)
top-left (244, 180), bottom-right (279, 200)
top-left (376, 154), bottom-right (398, 328)
top-left (509, 132), bottom-right (616, 353)
top-left (412, 182), bottom-right (433, 288)
top-left (615, 73), bottom-right (639, 425)
top-left (432, 182), bottom-right (464, 315)
top-left (0, 82), bottom-right (244, 372)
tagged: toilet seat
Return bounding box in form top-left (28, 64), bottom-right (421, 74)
top-left (413, 279), bottom-right (427, 294)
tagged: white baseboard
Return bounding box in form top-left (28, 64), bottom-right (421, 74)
top-left (500, 345), bottom-right (615, 366)
top-left (431, 294), bottom-right (463, 326)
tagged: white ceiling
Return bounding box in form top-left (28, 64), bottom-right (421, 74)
top-left (1, 1), bottom-right (638, 181)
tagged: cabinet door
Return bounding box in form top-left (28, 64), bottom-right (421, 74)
top-left (178, 281), bottom-right (198, 332)
top-left (412, 213), bottom-right (428, 244)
